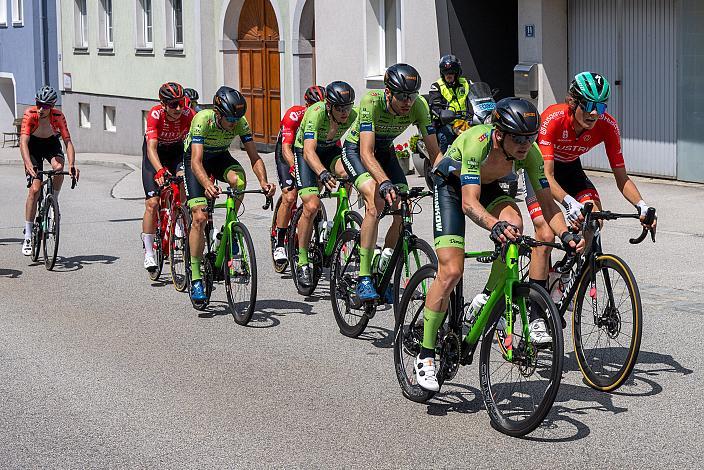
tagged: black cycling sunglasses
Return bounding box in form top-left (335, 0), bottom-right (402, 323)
top-left (36, 102), bottom-right (54, 110)
top-left (165, 100), bottom-right (183, 109)
top-left (332, 104), bottom-right (353, 113)
top-left (507, 133), bottom-right (538, 145)
top-left (392, 91), bottom-right (419, 102)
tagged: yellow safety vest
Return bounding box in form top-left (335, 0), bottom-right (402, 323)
top-left (435, 77), bottom-right (470, 114)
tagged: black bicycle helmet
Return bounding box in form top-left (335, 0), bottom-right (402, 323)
top-left (304, 85), bottom-right (326, 105)
top-left (159, 82), bottom-right (184, 102)
top-left (439, 54), bottom-right (462, 77)
top-left (35, 86), bottom-right (58, 105)
top-left (492, 97), bottom-right (540, 135)
top-left (384, 63), bottom-right (422, 94)
top-left (213, 86), bottom-right (247, 119)
top-left (184, 88), bottom-right (199, 101)
top-left (325, 81), bottom-right (355, 106)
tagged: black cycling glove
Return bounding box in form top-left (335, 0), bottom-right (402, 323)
top-left (319, 170), bottom-right (335, 187)
top-left (560, 231), bottom-right (582, 252)
top-left (490, 221), bottom-right (519, 244)
top-left (378, 180), bottom-right (397, 200)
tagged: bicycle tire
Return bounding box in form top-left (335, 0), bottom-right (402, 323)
top-left (289, 205), bottom-right (324, 296)
top-left (270, 195), bottom-right (290, 274)
top-left (572, 254), bottom-right (642, 392)
top-left (393, 237), bottom-right (437, 321)
top-left (169, 205), bottom-right (190, 292)
top-left (149, 232), bottom-right (164, 281)
top-left (225, 222), bottom-right (258, 326)
top-left (330, 228), bottom-right (369, 337)
top-left (479, 283), bottom-right (563, 437)
top-left (423, 158), bottom-right (434, 191)
top-left (31, 209), bottom-right (42, 263)
top-left (345, 210), bottom-right (363, 229)
top-left (393, 264), bottom-right (441, 403)
top-left (42, 195), bottom-right (60, 270)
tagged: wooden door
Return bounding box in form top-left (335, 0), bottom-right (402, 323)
top-left (238, 0), bottom-right (280, 146)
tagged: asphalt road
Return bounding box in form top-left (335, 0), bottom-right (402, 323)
top-left (0, 160), bottom-right (700, 467)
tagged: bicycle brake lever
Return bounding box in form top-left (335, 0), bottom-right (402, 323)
top-left (263, 195), bottom-right (273, 211)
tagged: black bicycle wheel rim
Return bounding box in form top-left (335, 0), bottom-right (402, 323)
top-left (572, 255), bottom-right (642, 391)
top-left (225, 222), bottom-right (257, 326)
top-left (148, 232), bottom-right (164, 281)
top-left (345, 210), bottom-right (363, 230)
top-left (169, 206), bottom-right (190, 292)
top-left (42, 195), bottom-right (60, 270)
top-left (393, 264), bottom-right (439, 403)
top-left (330, 228), bottom-right (369, 337)
top-left (393, 237), bottom-right (438, 322)
top-left (31, 208), bottom-right (42, 263)
top-left (479, 283), bottom-right (564, 437)
top-left (290, 205), bottom-right (324, 297)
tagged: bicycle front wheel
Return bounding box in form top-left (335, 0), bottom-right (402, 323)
top-left (330, 228), bottom-right (368, 337)
top-left (169, 206), bottom-right (190, 292)
top-left (289, 205), bottom-right (324, 296)
top-left (42, 195), bottom-right (60, 270)
top-left (393, 236), bottom-right (437, 321)
top-left (225, 222), bottom-right (257, 326)
top-left (149, 232), bottom-right (164, 281)
top-left (572, 254), bottom-right (642, 392)
top-left (479, 283), bottom-right (564, 437)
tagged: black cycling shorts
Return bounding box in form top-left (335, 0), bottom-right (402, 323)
top-left (28, 135), bottom-right (64, 171)
top-left (142, 138), bottom-right (185, 198)
top-left (183, 150), bottom-right (246, 208)
top-left (432, 175), bottom-right (516, 250)
top-left (293, 144), bottom-right (343, 196)
top-left (274, 135), bottom-right (296, 190)
top-left (341, 141), bottom-right (409, 191)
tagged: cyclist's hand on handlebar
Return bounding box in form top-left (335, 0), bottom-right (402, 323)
top-left (490, 220), bottom-right (520, 244)
top-left (154, 167), bottom-right (170, 187)
top-left (261, 181), bottom-right (276, 197)
top-left (560, 231), bottom-right (585, 253)
top-left (205, 183), bottom-right (220, 199)
top-left (319, 170), bottom-right (336, 192)
top-left (637, 201), bottom-right (657, 232)
top-left (70, 165), bottom-right (80, 181)
top-left (25, 165), bottom-right (37, 179)
top-left (562, 194), bottom-right (584, 230)
top-left (379, 180), bottom-right (397, 206)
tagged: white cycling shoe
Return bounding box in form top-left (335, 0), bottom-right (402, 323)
top-left (414, 355), bottom-right (440, 392)
top-left (21, 239), bottom-right (32, 256)
top-left (273, 246), bottom-right (287, 263)
top-left (144, 254), bottom-right (158, 272)
top-left (528, 319), bottom-right (552, 345)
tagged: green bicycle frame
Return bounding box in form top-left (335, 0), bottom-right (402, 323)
top-left (462, 243), bottom-right (530, 362)
top-left (213, 195), bottom-right (250, 270)
top-left (322, 185), bottom-right (353, 257)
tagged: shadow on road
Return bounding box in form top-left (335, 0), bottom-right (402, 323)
top-left (0, 237), bottom-right (24, 245)
top-left (198, 298), bottom-right (316, 328)
top-left (0, 268), bottom-right (22, 278)
top-left (357, 324), bottom-right (394, 349)
top-left (51, 254), bottom-right (120, 272)
top-left (425, 383), bottom-right (484, 416)
top-left (108, 217), bottom-right (143, 223)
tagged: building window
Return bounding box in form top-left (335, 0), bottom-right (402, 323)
top-left (12, 0), bottom-right (23, 25)
top-left (74, 0), bottom-right (88, 50)
top-left (79, 103), bottom-right (91, 128)
top-left (104, 106), bottom-right (116, 132)
top-left (365, 0), bottom-right (401, 77)
top-left (136, 0), bottom-right (153, 50)
top-left (0, 1), bottom-right (8, 26)
top-left (98, 0), bottom-right (113, 50)
top-left (165, 0), bottom-right (184, 50)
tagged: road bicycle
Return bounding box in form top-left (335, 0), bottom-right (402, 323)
top-left (288, 177), bottom-right (361, 296)
top-left (330, 187), bottom-right (437, 337)
top-left (28, 169), bottom-right (77, 270)
top-left (394, 235), bottom-right (566, 437)
top-left (185, 187), bottom-right (272, 325)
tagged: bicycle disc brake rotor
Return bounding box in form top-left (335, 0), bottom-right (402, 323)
top-left (439, 331), bottom-right (461, 381)
top-left (598, 305), bottom-right (622, 339)
top-left (402, 321), bottom-right (424, 358)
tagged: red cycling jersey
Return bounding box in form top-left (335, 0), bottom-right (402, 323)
top-left (145, 105), bottom-right (195, 144)
top-left (538, 103), bottom-right (625, 169)
top-left (20, 107), bottom-right (71, 141)
top-left (279, 105), bottom-right (307, 145)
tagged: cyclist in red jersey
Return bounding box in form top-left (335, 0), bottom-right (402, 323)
top-left (19, 86), bottom-right (79, 256)
top-left (524, 73), bottom-right (656, 332)
top-left (141, 82), bottom-right (195, 272)
top-left (271, 85), bottom-right (326, 265)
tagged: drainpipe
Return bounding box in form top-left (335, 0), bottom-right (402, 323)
top-left (39, 0), bottom-right (50, 86)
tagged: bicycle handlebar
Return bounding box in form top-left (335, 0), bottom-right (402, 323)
top-left (476, 235), bottom-right (567, 264)
top-left (28, 170), bottom-right (77, 189)
top-left (222, 187), bottom-right (273, 211)
top-left (581, 201), bottom-right (656, 244)
top-left (377, 186), bottom-right (432, 220)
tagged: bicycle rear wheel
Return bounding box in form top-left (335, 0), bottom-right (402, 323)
top-left (149, 231), bottom-right (164, 281)
top-left (393, 264), bottom-right (441, 403)
top-left (330, 228), bottom-right (368, 337)
top-left (479, 283), bottom-right (563, 437)
top-left (289, 205), bottom-right (324, 296)
top-left (225, 222), bottom-right (258, 326)
top-left (169, 206), bottom-right (190, 292)
top-left (270, 195), bottom-right (289, 274)
top-left (572, 254), bottom-right (642, 391)
top-left (42, 195), bottom-right (60, 270)
top-left (31, 211), bottom-right (42, 263)
top-left (393, 236), bottom-right (437, 321)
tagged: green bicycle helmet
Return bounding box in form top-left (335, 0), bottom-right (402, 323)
top-left (569, 71), bottom-right (610, 102)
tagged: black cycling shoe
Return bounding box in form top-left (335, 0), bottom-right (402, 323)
top-left (297, 264), bottom-right (312, 288)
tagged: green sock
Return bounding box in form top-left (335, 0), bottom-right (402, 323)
top-left (191, 256), bottom-right (202, 281)
top-left (359, 247), bottom-right (373, 277)
top-left (422, 307), bottom-right (446, 350)
top-left (298, 247), bottom-right (309, 267)
top-left (485, 260), bottom-right (507, 293)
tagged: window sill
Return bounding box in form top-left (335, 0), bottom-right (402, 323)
top-left (164, 47), bottom-right (185, 57)
top-left (97, 47), bottom-right (115, 55)
top-left (73, 46), bottom-right (89, 55)
top-left (135, 47), bottom-right (154, 56)
top-left (104, 129), bottom-right (116, 133)
top-left (12, 20), bottom-right (23, 27)
top-left (0, 23), bottom-right (7, 28)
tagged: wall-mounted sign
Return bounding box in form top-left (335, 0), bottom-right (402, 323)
top-left (525, 24), bottom-right (535, 38)
top-left (63, 72), bottom-right (72, 91)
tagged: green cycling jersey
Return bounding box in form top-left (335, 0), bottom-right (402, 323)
top-left (345, 90), bottom-right (435, 146)
top-left (184, 109), bottom-right (253, 154)
top-left (294, 101), bottom-right (357, 149)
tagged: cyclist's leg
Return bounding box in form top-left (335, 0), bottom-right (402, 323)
top-left (275, 139), bottom-right (297, 243)
top-left (184, 150), bottom-right (209, 283)
top-left (293, 147), bottom-right (320, 267)
top-left (24, 138), bottom-right (44, 225)
top-left (482, 182), bottom-right (522, 294)
top-left (141, 140), bottom-right (161, 259)
top-left (525, 176), bottom-right (553, 294)
top-left (45, 136), bottom-right (65, 197)
top-left (378, 147), bottom-right (408, 250)
top-left (212, 151), bottom-right (246, 211)
top-left (555, 160), bottom-right (603, 245)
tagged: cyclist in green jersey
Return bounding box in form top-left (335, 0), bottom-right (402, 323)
top-left (293, 81), bottom-right (357, 287)
top-left (184, 86), bottom-right (276, 301)
top-left (415, 98), bottom-right (584, 392)
top-left (341, 63), bottom-right (443, 301)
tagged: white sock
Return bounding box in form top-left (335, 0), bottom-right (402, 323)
top-left (24, 221), bottom-right (33, 239)
top-left (54, 189), bottom-right (60, 202)
top-left (142, 233), bottom-right (155, 257)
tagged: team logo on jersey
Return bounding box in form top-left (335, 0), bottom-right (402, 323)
top-left (151, 109), bottom-right (161, 119)
top-left (289, 112), bottom-right (299, 121)
top-left (478, 132), bottom-right (488, 142)
top-left (562, 130), bottom-right (569, 139)
top-left (583, 135), bottom-right (591, 142)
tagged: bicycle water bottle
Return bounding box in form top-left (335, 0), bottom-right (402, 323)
top-left (319, 220), bottom-right (333, 243)
top-left (377, 248), bottom-right (394, 275)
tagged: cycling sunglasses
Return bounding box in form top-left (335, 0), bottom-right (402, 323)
top-left (578, 99), bottom-right (607, 115)
top-left (332, 104), bottom-right (353, 113)
top-left (36, 102), bottom-right (54, 110)
top-left (165, 100), bottom-right (184, 109)
top-left (508, 132), bottom-right (538, 145)
top-left (392, 91), bottom-right (419, 103)
top-left (224, 115), bottom-right (240, 123)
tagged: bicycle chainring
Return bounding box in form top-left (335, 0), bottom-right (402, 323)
top-left (439, 331), bottom-right (461, 381)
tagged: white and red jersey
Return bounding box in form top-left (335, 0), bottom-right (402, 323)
top-left (279, 105), bottom-right (307, 145)
top-left (145, 105), bottom-right (195, 145)
top-left (538, 103), bottom-right (625, 169)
